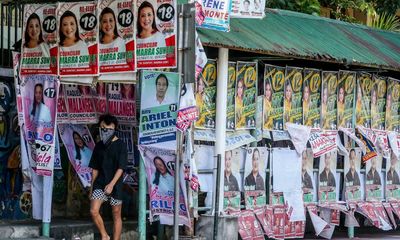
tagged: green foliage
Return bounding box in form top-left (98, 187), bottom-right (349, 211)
top-left (367, 0), bottom-right (400, 16)
top-left (266, 0), bottom-right (321, 15)
top-left (369, 12), bottom-right (400, 32)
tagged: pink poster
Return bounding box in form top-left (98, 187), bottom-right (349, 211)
top-left (64, 84), bottom-right (97, 124)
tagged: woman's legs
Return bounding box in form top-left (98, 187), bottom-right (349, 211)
top-left (111, 204), bottom-right (122, 240)
top-left (90, 199), bottom-right (109, 240)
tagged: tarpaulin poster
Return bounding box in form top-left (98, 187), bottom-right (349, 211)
top-left (64, 84), bottom-right (97, 124)
top-left (365, 155), bottom-right (383, 201)
top-left (337, 71), bottom-right (356, 129)
top-left (284, 66), bottom-right (303, 127)
top-left (231, 0), bottom-right (265, 18)
top-left (386, 152), bottom-right (400, 201)
top-left (235, 61), bottom-right (257, 130)
top-left (263, 65), bottom-right (285, 131)
top-left (58, 124), bottom-right (94, 187)
top-left (318, 151), bottom-right (337, 203)
top-left (57, 1), bottom-right (99, 76)
top-left (21, 75), bottom-right (59, 176)
top-left (301, 149), bottom-right (315, 203)
top-left (21, 4), bottom-right (57, 75)
top-left (93, 82), bottom-right (107, 114)
top-left (385, 78), bottom-right (399, 132)
top-left (139, 71), bottom-right (179, 145)
top-left (226, 61), bottom-right (236, 130)
top-left (344, 148), bottom-right (361, 201)
top-left (356, 72), bottom-right (372, 128)
top-left (198, 0), bottom-right (231, 32)
top-left (321, 71), bottom-right (337, 130)
top-left (223, 149), bottom-right (242, 213)
top-left (139, 145), bottom-right (190, 226)
top-left (303, 68), bottom-right (321, 129)
top-left (99, 0), bottom-right (136, 73)
top-left (136, 0), bottom-right (177, 68)
top-left (195, 59), bottom-right (217, 129)
top-left (116, 124), bottom-right (135, 163)
top-left (371, 75), bottom-right (386, 130)
top-left (107, 83), bottom-right (136, 124)
top-left (244, 147), bottom-right (267, 209)
top-left (57, 84), bottom-right (69, 123)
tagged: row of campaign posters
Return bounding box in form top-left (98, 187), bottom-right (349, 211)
top-left (20, 0), bottom-right (177, 76)
top-left (195, 61), bottom-right (400, 132)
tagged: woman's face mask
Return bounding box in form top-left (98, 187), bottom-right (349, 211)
top-left (99, 127), bottom-right (115, 144)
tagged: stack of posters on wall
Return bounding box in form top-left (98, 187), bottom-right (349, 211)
top-left (321, 71), bottom-right (337, 130)
top-left (302, 69), bottom-right (321, 129)
top-left (337, 71), bottom-right (356, 129)
top-left (263, 65), bottom-right (285, 131)
top-left (284, 67), bottom-right (303, 127)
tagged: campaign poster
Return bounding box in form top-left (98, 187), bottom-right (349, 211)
top-left (58, 124), bottom-right (94, 187)
top-left (244, 147), bottom-right (267, 209)
top-left (139, 71), bottom-right (179, 145)
top-left (303, 68), bottom-right (321, 129)
top-left (21, 4), bottom-right (57, 75)
top-left (343, 148), bottom-right (362, 201)
top-left (263, 65), bottom-right (285, 131)
top-left (272, 205), bottom-right (285, 239)
top-left (301, 149), bottom-right (315, 203)
top-left (385, 78), bottom-right (400, 132)
top-left (356, 72), bottom-right (372, 128)
top-left (136, 0), bottom-right (177, 68)
top-left (371, 75), bottom-right (387, 130)
top-left (116, 124), bottom-right (135, 163)
top-left (57, 84), bottom-right (69, 123)
top-left (195, 59), bottom-right (217, 129)
top-left (64, 84), bottom-right (97, 124)
top-left (226, 61), bottom-right (236, 130)
top-left (318, 151), bottom-right (337, 203)
top-left (138, 145), bottom-right (190, 227)
top-left (98, 0), bottom-right (136, 73)
top-left (284, 66), bottom-right (303, 127)
top-left (235, 61), bottom-right (257, 130)
top-left (386, 152), bottom-right (400, 201)
top-left (321, 71), bottom-right (337, 130)
top-left (92, 82), bottom-right (107, 114)
top-left (231, 0), bottom-right (265, 18)
top-left (223, 149), bottom-right (242, 213)
top-left (57, 1), bottom-right (98, 76)
top-left (107, 83), bottom-right (136, 124)
top-left (365, 155), bottom-right (383, 201)
top-left (21, 75), bottom-right (59, 176)
top-left (337, 71), bottom-right (356, 129)
top-left (198, 0), bottom-right (231, 32)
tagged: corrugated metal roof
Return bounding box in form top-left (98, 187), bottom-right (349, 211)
top-left (198, 9), bottom-right (400, 71)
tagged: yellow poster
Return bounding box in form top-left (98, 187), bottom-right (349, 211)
top-left (321, 71), bottom-right (338, 130)
top-left (371, 75), bottom-right (387, 130)
top-left (284, 67), bottom-right (303, 128)
top-left (303, 68), bottom-right (321, 128)
top-left (356, 73), bottom-right (372, 128)
top-left (263, 65), bottom-right (285, 131)
top-left (337, 71), bottom-right (356, 129)
top-left (385, 78), bottom-right (400, 132)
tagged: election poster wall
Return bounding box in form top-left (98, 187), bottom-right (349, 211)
top-left (136, 0), bottom-right (177, 68)
top-left (386, 152), bottom-right (400, 201)
top-left (371, 75), bottom-right (387, 130)
top-left (98, 0), bottom-right (136, 74)
top-left (303, 68), bottom-right (321, 129)
top-left (64, 84), bottom-right (97, 124)
top-left (356, 72), bottom-right (372, 128)
top-left (385, 78), bottom-right (400, 132)
top-left (139, 145), bottom-right (190, 226)
top-left (337, 71), bottom-right (356, 129)
top-left (301, 149), bottom-right (316, 203)
top-left (321, 71), bottom-right (337, 130)
top-left (344, 148), bottom-right (362, 201)
top-left (235, 61), bottom-right (257, 130)
top-left (57, 84), bottom-right (69, 123)
top-left (197, 0), bottom-right (231, 32)
top-left (58, 124), bottom-right (94, 188)
top-left (93, 82), bottom-right (107, 114)
top-left (195, 59), bottom-right (217, 129)
top-left (21, 4), bottom-right (58, 75)
top-left (284, 66), bottom-right (303, 127)
top-left (223, 149), bottom-right (242, 213)
top-left (226, 62), bottom-right (236, 130)
top-left (318, 151), bottom-right (337, 203)
top-left (231, 0), bottom-right (265, 18)
top-left (21, 75), bottom-right (59, 176)
top-left (365, 155), bottom-right (383, 201)
top-left (57, 2), bottom-right (99, 76)
top-left (139, 71), bottom-right (179, 145)
top-left (107, 83), bottom-right (136, 124)
top-left (244, 147), bottom-right (267, 209)
top-left (263, 65), bottom-right (285, 131)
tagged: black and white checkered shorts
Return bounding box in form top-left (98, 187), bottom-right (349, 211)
top-left (91, 189), bottom-right (122, 206)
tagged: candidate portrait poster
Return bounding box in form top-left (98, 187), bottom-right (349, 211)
top-left (302, 68), bottom-right (321, 129)
top-left (371, 75), bottom-right (386, 131)
top-left (223, 149), bottom-right (242, 213)
top-left (235, 61), bottom-right (257, 130)
top-left (58, 124), bottom-right (94, 187)
top-left (21, 75), bottom-right (59, 176)
top-left (243, 147), bottom-right (267, 209)
top-left (226, 61), bottom-right (236, 130)
top-left (344, 148), bottom-right (362, 201)
top-left (386, 152), bottom-right (400, 201)
top-left (231, 0), bottom-right (265, 18)
top-left (263, 65), bottom-right (285, 131)
top-left (365, 155), bottom-right (383, 201)
top-left (21, 4), bottom-right (58, 75)
top-left (57, 84), bottom-right (69, 123)
top-left (301, 149), bottom-right (316, 203)
top-left (337, 71), bottom-right (356, 129)
top-left (318, 151), bottom-right (337, 203)
top-left (139, 145), bottom-right (190, 226)
top-left (136, 0), bottom-right (177, 68)
top-left (139, 71), bottom-right (179, 145)
top-left (57, 1), bottom-right (98, 76)
top-left (195, 59), bottom-right (217, 129)
top-left (99, 0), bottom-right (136, 73)
top-left (64, 84), bottom-right (97, 124)
top-left (284, 66), bottom-right (303, 127)
top-left (107, 83), bottom-right (136, 124)
top-left (385, 78), bottom-right (399, 132)
top-left (198, 0), bottom-right (231, 32)
top-left (356, 72), bottom-right (372, 128)
top-left (92, 81), bottom-right (107, 114)
top-left (321, 71), bottom-right (337, 130)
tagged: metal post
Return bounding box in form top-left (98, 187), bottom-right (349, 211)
top-left (348, 226), bottom-right (354, 238)
top-left (213, 154), bottom-right (222, 240)
top-left (138, 155), bottom-right (146, 240)
top-left (42, 222), bottom-right (50, 237)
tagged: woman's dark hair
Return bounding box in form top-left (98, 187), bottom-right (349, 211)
top-left (152, 156), bottom-right (171, 186)
top-left (99, 114), bottom-right (118, 128)
top-left (24, 13), bottom-right (44, 48)
top-left (59, 11), bottom-right (81, 46)
top-left (73, 131), bottom-right (87, 160)
top-left (99, 7), bottom-right (119, 44)
top-left (31, 83), bottom-right (44, 116)
top-left (137, 1), bottom-right (158, 38)
top-left (156, 74), bottom-right (169, 87)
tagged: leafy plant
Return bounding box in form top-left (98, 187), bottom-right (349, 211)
top-left (369, 12), bottom-right (400, 32)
